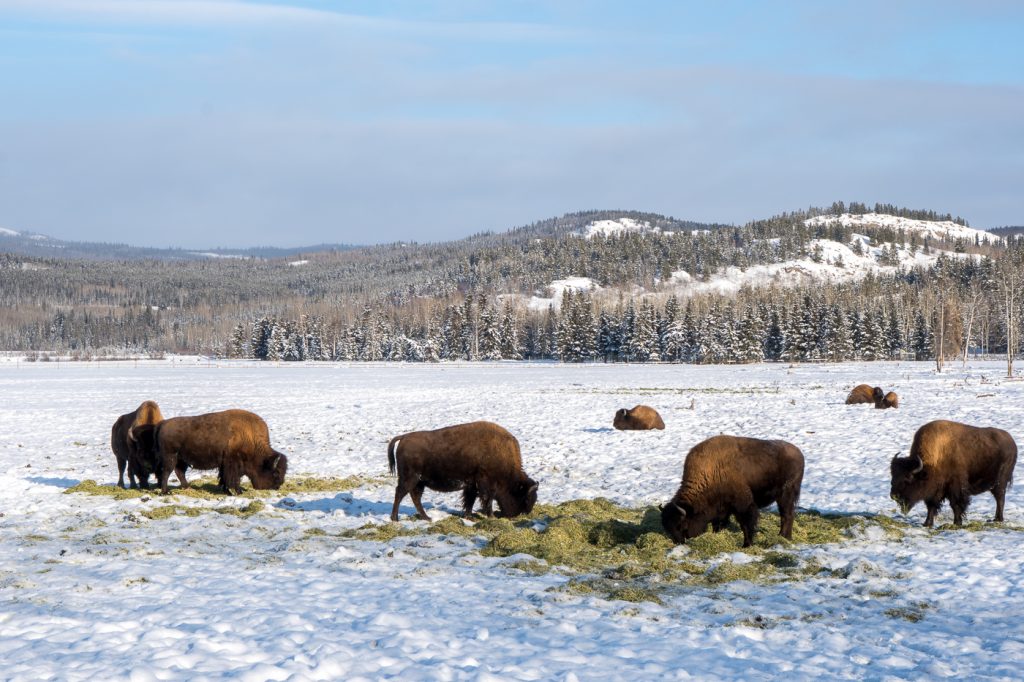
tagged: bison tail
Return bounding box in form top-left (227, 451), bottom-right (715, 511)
top-left (387, 436), bottom-right (402, 476)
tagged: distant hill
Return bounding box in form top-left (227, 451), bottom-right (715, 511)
top-left (0, 227), bottom-right (360, 261)
top-left (990, 226), bottom-right (1024, 238)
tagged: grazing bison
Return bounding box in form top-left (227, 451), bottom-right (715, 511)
top-left (890, 420), bottom-right (1017, 527)
top-left (613, 405), bottom-right (665, 431)
top-left (846, 384), bottom-right (884, 405)
top-left (132, 409), bottom-right (288, 495)
top-left (876, 391), bottom-right (899, 410)
top-left (387, 421), bottom-right (538, 522)
top-left (661, 435), bottom-right (805, 547)
top-left (110, 400), bottom-right (164, 489)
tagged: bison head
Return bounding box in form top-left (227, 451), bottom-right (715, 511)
top-left (251, 451), bottom-right (288, 490)
top-left (890, 452), bottom-right (926, 514)
top-left (612, 408), bottom-right (631, 430)
top-left (498, 477), bottom-right (539, 518)
top-left (128, 423), bottom-right (159, 457)
top-left (660, 501), bottom-right (706, 544)
top-left (871, 387), bottom-right (885, 403)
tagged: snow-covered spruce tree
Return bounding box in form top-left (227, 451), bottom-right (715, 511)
top-left (499, 300), bottom-right (521, 360)
top-left (227, 322), bottom-right (248, 358)
top-left (597, 309), bottom-right (620, 362)
top-left (478, 303), bottom-right (503, 361)
top-left (619, 299), bottom-right (637, 362)
top-left (266, 321), bottom-right (285, 361)
top-left (885, 305), bottom-right (904, 359)
top-left (628, 301), bottom-right (659, 362)
top-left (912, 310), bottom-right (933, 360)
top-left (763, 307), bottom-right (785, 362)
top-left (250, 316), bottom-right (272, 360)
top-left (735, 306), bottom-right (765, 363)
top-left (827, 305), bottom-right (853, 361)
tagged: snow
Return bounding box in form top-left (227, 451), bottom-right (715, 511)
top-left (669, 233), bottom-right (978, 297)
top-left (288, 260), bottom-right (309, 267)
top-left (189, 252), bottom-right (247, 259)
top-left (0, 227), bottom-right (20, 236)
top-left (576, 218), bottom-right (658, 239)
top-left (527, 276), bottom-right (600, 311)
top-left (805, 213), bottom-right (1002, 245)
top-left (1, 360), bottom-right (1023, 678)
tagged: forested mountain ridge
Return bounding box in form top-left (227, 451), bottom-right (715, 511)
top-left (1, 203), bottom-right (1018, 366)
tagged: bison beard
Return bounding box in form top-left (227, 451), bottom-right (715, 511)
top-left (890, 420), bottom-right (1017, 527)
top-left (387, 421), bottom-right (539, 522)
top-left (661, 435), bottom-right (805, 547)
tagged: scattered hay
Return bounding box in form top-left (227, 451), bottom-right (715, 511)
top-left (66, 476), bottom-right (371, 501)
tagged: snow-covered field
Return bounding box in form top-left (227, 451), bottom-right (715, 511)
top-left (1, 359), bottom-right (1023, 679)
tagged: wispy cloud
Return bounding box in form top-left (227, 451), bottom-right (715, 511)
top-left (0, 0), bottom-right (577, 42)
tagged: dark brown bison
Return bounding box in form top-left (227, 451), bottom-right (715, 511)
top-left (890, 420), bottom-right (1017, 527)
top-left (387, 421), bottom-right (538, 522)
top-left (613, 405), bottom-right (665, 431)
top-left (876, 391), bottom-right (899, 410)
top-left (846, 384), bottom-right (884, 405)
top-left (132, 409), bottom-right (288, 495)
top-left (110, 400), bottom-right (164, 489)
top-left (661, 435), bottom-right (805, 547)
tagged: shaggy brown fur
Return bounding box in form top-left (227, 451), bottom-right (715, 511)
top-left (133, 409), bottom-right (288, 495)
top-left (613, 405), bottom-right (666, 430)
top-left (110, 400), bottom-right (164, 489)
top-left (846, 384), bottom-right (884, 405)
top-left (661, 435), bottom-right (804, 547)
top-left (876, 391), bottom-right (899, 410)
top-left (891, 420), bottom-right (1017, 527)
top-left (387, 421), bottom-right (538, 521)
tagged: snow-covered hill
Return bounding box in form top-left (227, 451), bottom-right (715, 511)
top-left (805, 212), bottom-right (1002, 245)
top-left (575, 217), bottom-right (660, 239)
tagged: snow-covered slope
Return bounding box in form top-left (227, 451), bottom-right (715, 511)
top-left (0, 227), bottom-right (20, 237)
top-left (527, 276), bottom-right (600, 310)
top-left (1, 360), bottom-right (1023, 678)
top-left (576, 218), bottom-right (659, 239)
top-left (805, 212), bottom-right (1002, 244)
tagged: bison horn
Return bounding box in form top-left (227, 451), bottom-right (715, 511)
top-left (528, 482), bottom-right (539, 495)
top-left (271, 454), bottom-right (281, 469)
top-left (128, 427), bottom-right (138, 444)
top-left (911, 455), bottom-right (924, 474)
top-left (891, 452), bottom-right (900, 465)
top-left (673, 502), bottom-right (686, 516)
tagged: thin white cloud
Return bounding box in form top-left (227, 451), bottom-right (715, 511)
top-left (0, 0), bottom-right (576, 41)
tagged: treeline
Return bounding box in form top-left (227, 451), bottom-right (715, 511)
top-left (0, 205), bottom-right (1013, 364)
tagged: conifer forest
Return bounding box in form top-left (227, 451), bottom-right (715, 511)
top-left (2, 203), bottom-right (1020, 368)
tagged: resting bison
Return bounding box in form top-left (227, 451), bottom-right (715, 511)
top-left (132, 409), bottom-right (288, 495)
top-left (387, 421), bottom-right (538, 522)
top-left (661, 435), bottom-right (805, 547)
top-left (876, 391), bottom-right (899, 410)
top-left (111, 400), bottom-right (164, 489)
top-left (613, 405), bottom-right (665, 431)
top-left (846, 384), bottom-right (884, 405)
top-left (891, 420), bottom-right (1017, 527)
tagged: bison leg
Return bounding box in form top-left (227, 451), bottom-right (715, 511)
top-left (159, 452), bottom-right (177, 495)
top-left (221, 457), bottom-right (244, 496)
top-left (737, 506), bottom-right (760, 548)
top-left (711, 516), bottom-right (729, 533)
top-left (992, 484), bottom-right (1007, 523)
top-left (410, 483), bottom-right (431, 521)
top-left (390, 484), bottom-right (408, 522)
top-left (117, 455), bottom-right (128, 489)
top-left (479, 491), bottom-right (494, 518)
top-left (923, 500), bottom-right (941, 527)
top-left (462, 485), bottom-right (478, 517)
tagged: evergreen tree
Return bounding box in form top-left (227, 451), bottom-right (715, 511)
top-left (734, 306), bottom-right (765, 363)
top-left (885, 306), bottom-right (904, 359)
top-left (227, 323), bottom-right (248, 359)
top-left (479, 303), bottom-right (503, 360)
top-left (763, 308), bottom-right (785, 362)
top-left (251, 317), bottom-right (272, 360)
top-left (912, 310), bottom-right (933, 360)
top-left (499, 301), bottom-right (521, 360)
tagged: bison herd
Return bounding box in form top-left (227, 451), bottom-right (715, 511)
top-left (110, 385), bottom-right (1018, 548)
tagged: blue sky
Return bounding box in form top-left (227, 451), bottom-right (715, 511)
top-left (1, 1), bottom-right (1022, 248)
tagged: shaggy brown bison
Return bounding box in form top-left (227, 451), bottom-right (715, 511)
top-left (890, 420), bottom-right (1017, 527)
top-left (876, 391), bottom-right (899, 410)
top-left (661, 435), bottom-right (805, 547)
top-left (846, 384), bottom-right (884, 405)
top-left (111, 400), bottom-right (164, 489)
top-left (132, 409), bottom-right (288, 495)
top-left (613, 405), bottom-right (665, 431)
top-left (387, 421), bottom-right (538, 522)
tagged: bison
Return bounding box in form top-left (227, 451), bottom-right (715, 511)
top-left (846, 384), bottom-right (884, 405)
top-left (661, 435), bottom-right (805, 547)
top-left (111, 400), bottom-right (164, 489)
top-left (613, 405), bottom-right (665, 431)
top-left (132, 409), bottom-right (288, 495)
top-left (876, 391), bottom-right (899, 410)
top-left (387, 421), bottom-right (538, 522)
top-left (890, 420), bottom-right (1017, 527)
